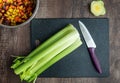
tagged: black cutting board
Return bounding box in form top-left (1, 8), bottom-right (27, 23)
top-left (30, 18), bottom-right (109, 77)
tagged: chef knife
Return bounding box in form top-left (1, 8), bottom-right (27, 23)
top-left (78, 20), bottom-right (102, 74)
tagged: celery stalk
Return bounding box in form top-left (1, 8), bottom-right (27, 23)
top-left (23, 35), bottom-right (80, 80)
top-left (11, 24), bottom-right (83, 83)
top-left (14, 24), bottom-right (80, 75)
top-left (28, 38), bottom-right (82, 82)
top-left (11, 24), bottom-right (75, 69)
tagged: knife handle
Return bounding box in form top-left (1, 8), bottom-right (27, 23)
top-left (88, 48), bottom-right (102, 74)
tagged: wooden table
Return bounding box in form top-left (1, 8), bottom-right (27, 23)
top-left (0, 0), bottom-right (120, 83)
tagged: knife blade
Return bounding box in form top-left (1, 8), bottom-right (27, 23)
top-left (78, 20), bottom-right (102, 74)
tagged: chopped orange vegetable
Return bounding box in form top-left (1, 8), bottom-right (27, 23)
top-left (17, 0), bottom-right (21, 2)
top-left (3, 0), bottom-right (7, 2)
top-left (5, 6), bottom-right (9, 10)
top-left (0, 3), bottom-right (2, 5)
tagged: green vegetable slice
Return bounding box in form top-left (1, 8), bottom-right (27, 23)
top-left (91, 0), bottom-right (106, 16)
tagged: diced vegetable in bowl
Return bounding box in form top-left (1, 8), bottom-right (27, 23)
top-left (0, 0), bottom-right (39, 28)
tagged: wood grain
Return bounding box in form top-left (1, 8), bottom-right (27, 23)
top-left (0, 0), bottom-right (120, 83)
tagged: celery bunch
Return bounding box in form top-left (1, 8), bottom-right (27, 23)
top-left (11, 24), bottom-right (82, 82)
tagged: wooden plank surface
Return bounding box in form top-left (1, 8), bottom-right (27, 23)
top-left (0, 0), bottom-right (120, 83)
